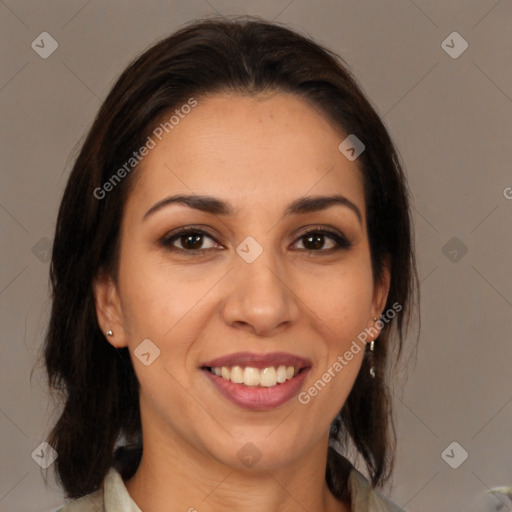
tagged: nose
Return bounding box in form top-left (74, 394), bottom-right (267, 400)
top-left (221, 248), bottom-right (301, 337)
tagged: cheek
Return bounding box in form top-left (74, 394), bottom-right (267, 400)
top-left (118, 248), bottom-right (208, 338)
top-left (306, 261), bottom-right (374, 338)
top-left (117, 252), bottom-right (218, 389)
top-left (303, 262), bottom-right (373, 407)
top-left (299, 269), bottom-right (372, 416)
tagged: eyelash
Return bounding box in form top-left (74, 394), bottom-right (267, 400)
top-left (158, 226), bottom-right (352, 255)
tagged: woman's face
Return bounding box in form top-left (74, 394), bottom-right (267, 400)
top-left (95, 91), bottom-right (389, 471)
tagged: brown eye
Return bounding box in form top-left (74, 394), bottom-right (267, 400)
top-left (293, 229), bottom-right (352, 252)
top-left (160, 229), bottom-right (218, 252)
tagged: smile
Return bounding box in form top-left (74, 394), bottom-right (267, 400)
top-left (200, 351), bottom-right (312, 410)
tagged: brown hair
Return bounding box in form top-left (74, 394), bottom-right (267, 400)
top-left (41, 15), bottom-right (419, 500)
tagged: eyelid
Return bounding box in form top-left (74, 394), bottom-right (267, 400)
top-left (293, 224), bottom-right (348, 240)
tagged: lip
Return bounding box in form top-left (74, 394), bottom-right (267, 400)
top-left (202, 366), bottom-right (311, 410)
top-left (200, 351), bottom-right (312, 370)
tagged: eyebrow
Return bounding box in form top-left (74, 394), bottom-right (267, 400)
top-left (143, 193), bottom-right (363, 224)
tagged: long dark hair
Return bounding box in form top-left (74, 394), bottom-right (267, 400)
top-left (41, 15), bottom-right (419, 500)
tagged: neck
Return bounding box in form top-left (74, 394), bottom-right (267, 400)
top-left (123, 426), bottom-right (351, 512)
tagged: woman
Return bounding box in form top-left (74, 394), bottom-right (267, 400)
top-left (44, 15), bottom-right (419, 512)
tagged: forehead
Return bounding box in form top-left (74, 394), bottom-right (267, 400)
top-left (126, 92), bottom-right (366, 220)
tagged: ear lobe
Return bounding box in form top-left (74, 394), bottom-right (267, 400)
top-left (92, 272), bottom-right (128, 348)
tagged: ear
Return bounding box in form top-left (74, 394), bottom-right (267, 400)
top-left (369, 256), bottom-right (391, 334)
top-left (92, 270), bottom-right (128, 348)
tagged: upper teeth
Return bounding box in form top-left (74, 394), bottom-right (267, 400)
top-left (210, 365), bottom-right (297, 387)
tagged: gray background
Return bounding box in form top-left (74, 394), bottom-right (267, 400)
top-left (1, 1), bottom-right (511, 511)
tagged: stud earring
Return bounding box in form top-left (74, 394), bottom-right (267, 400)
top-left (106, 330), bottom-right (113, 337)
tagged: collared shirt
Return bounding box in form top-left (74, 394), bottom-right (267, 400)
top-left (56, 465), bottom-right (405, 512)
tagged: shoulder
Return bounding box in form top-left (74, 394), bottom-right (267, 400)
top-left (348, 466), bottom-right (406, 512)
top-left (55, 489), bottom-right (104, 512)
top-left (328, 447), bottom-right (406, 511)
top-left (55, 467), bottom-right (141, 512)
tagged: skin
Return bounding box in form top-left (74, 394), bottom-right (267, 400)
top-left (94, 91), bottom-right (390, 512)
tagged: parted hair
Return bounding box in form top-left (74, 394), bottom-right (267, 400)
top-left (41, 15), bottom-right (419, 500)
